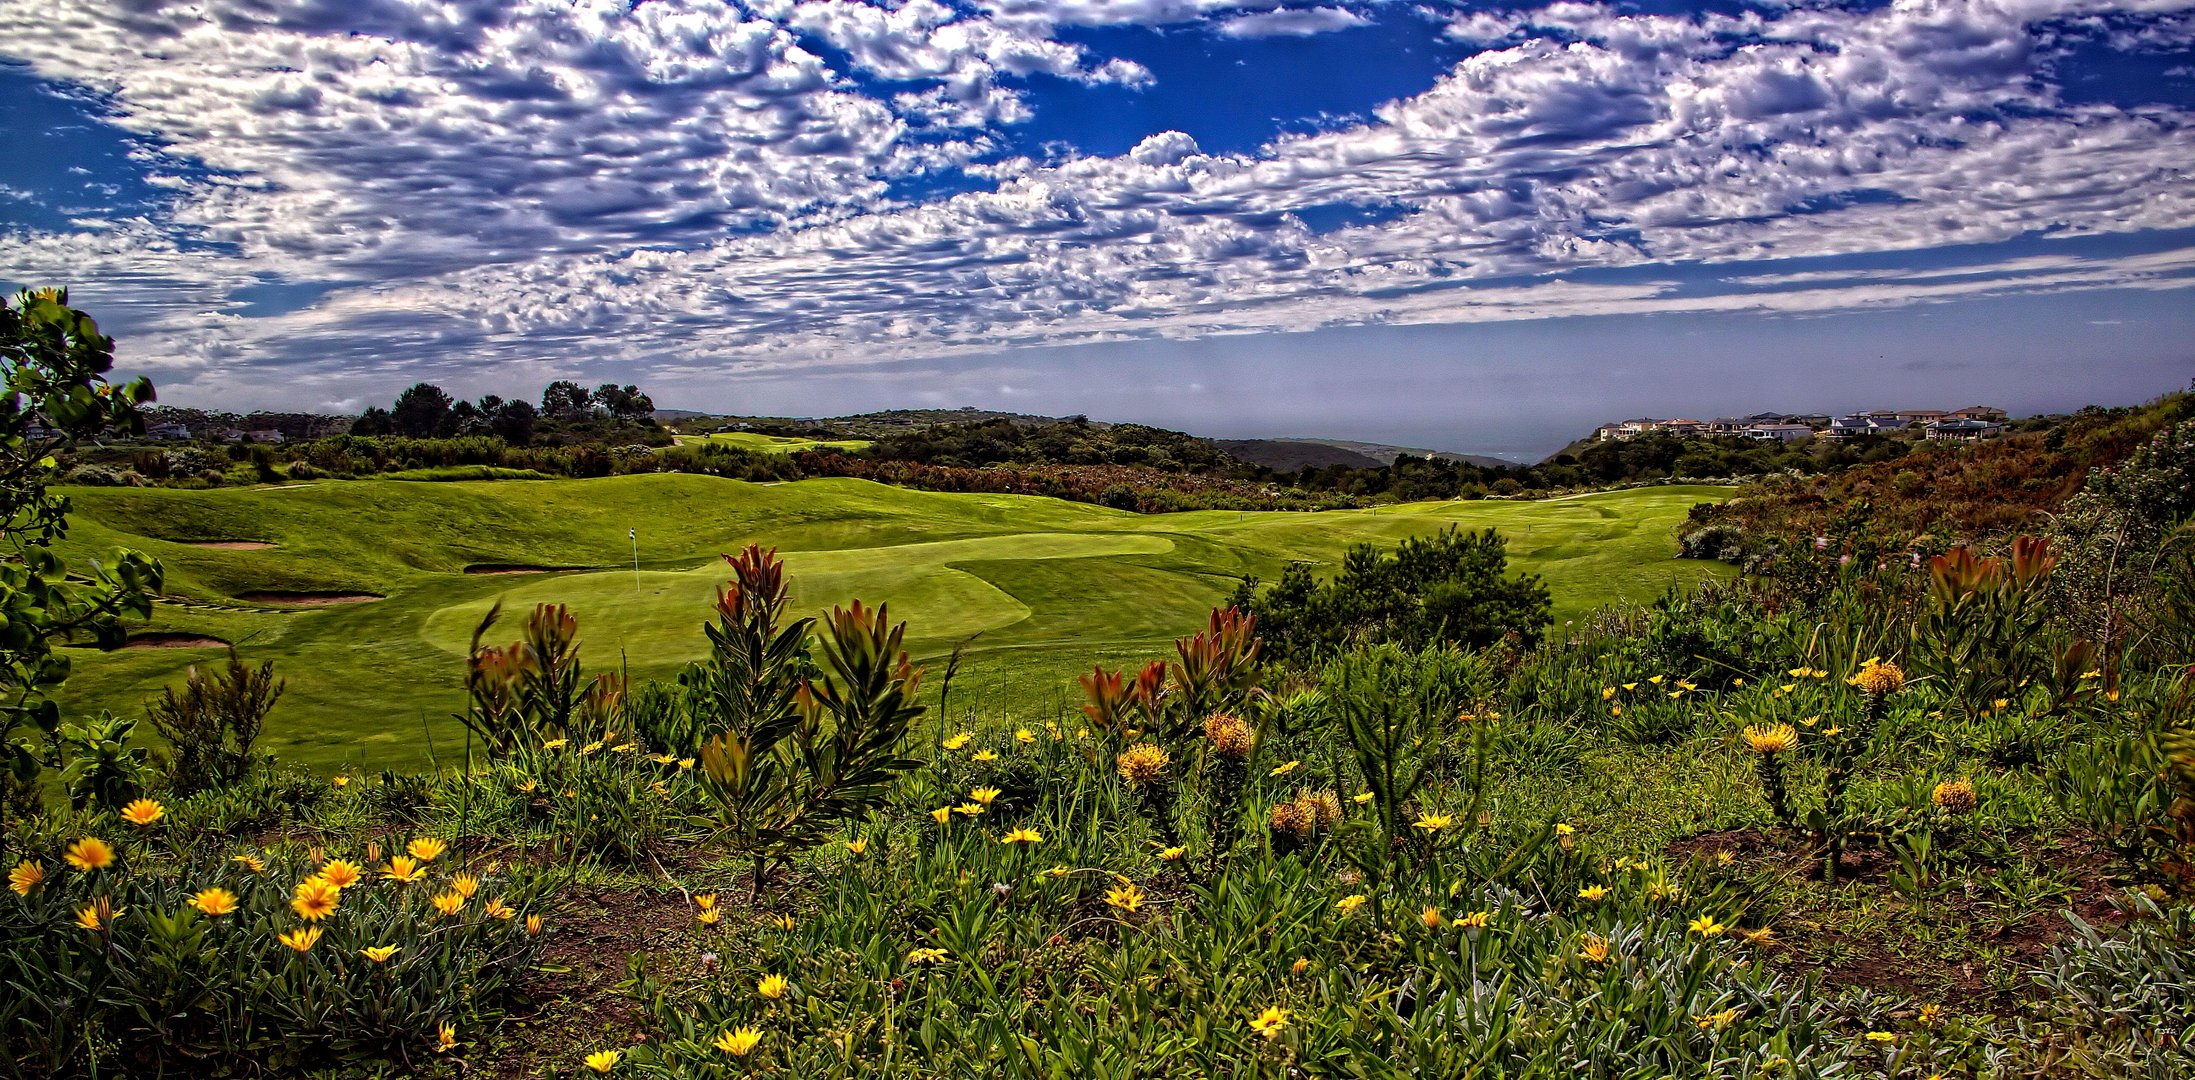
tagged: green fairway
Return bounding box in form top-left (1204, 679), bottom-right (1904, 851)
top-left (673, 431), bottom-right (873, 453)
top-left (50, 477), bottom-right (1728, 772)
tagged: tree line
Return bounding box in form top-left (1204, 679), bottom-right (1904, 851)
top-left (348, 380), bottom-right (656, 442)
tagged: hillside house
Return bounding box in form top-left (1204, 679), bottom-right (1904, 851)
top-left (147, 422), bottom-right (192, 441)
top-left (1948, 405), bottom-right (2008, 422)
top-left (1745, 423), bottom-right (1815, 442)
top-left (1661, 418), bottom-right (1706, 435)
top-left (245, 429), bottom-right (286, 444)
top-left (1928, 418), bottom-right (2003, 441)
top-left (1894, 409), bottom-right (1948, 424)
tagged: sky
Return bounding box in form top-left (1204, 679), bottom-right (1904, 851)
top-left (3, 0), bottom-right (2193, 459)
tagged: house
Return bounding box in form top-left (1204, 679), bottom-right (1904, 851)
top-left (1894, 409), bottom-right (1947, 425)
top-left (1928, 418), bottom-right (2003, 441)
top-left (1948, 405), bottom-right (2008, 422)
top-left (245, 429), bottom-right (286, 444)
top-left (218, 429), bottom-right (246, 443)
top-left (1596, 418), bottom-right (1667, 441)
top-left (1745, 423), bottom-right (1815, 442)
top-left (147, 422), bottom-right (192, 441)
top-left (1706, 417), bottom-right (1753, 434)
top-left (1660, 418), bottom-right (1706, 435)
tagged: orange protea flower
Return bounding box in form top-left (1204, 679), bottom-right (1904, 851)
top-left (120, 798), bottom-right (165, 826)
top-left (291, 878), bottom-right (341, 921)
top-left (431, 891), bottom-right (465, 916)
top-left (406, 838), bottom-right (448, 862)
top-left (9, 860), bottom-right (43, 896)
top-left (450, 872), bottom-right (480, 899)
top-left (1204, 712), bottom-right (1255, 759)
top-left (1931, 779), bottom-right (1978, 814)
top-left (1847, 658), bottom-right (1906, 697)
top-left (1742, 723), bottom-right (1798, 755)
top-left (1115, 742), bottom-right (1171, 786)
top-left (190, 887), bottom-right (240, 917)
top-left (65, 837), bottom-right (115, 871)
top-left (75, 896), bottom-right (122, 931)
top-left (1270, 799), bottom-right (1310, 837)
top-left (318, 859), bottom-right (364, 889)
top-left (279, 926), bottom-right (322, 952)
top-left (383, 855), bottom-right (423, 883)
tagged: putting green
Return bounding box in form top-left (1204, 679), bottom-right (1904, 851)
top-left (50, 475), bottom-right (1729, 771)
top-left (674, 431), bottom-right (872, 453)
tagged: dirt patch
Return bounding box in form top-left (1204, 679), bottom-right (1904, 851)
top-left (179, 540), bottom-right (277, 550)
top-left (237, 591), bottom-right (382, 606)
top-left (66, 632), bottom-right (231, 650)
top-left (464, 563), bottom-right (586, 575)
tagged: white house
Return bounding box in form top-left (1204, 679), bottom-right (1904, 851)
top-left (1745, 423), bottom-right (1815, 442)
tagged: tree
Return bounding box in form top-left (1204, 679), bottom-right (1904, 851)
top-left (590, 383), bottom-right (656, 421)
top-left (490, 399), bottom-right (537, 445)
top-left (349, 406), bottom-right (392, 436)
top-left (541, 380), bottom-right (591, 421)
top-left (1232, 527), bottom-right (1551, 662)
top-left (390, 382), bottom-right (454, 437)
top-left (0, 288), bottom-right (162, 811)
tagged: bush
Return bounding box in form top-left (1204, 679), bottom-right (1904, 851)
top-left (145, 651), bottom-right (283, 797)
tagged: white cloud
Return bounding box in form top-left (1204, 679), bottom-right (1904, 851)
top-left (1218, 7), bottom-right (1369, 38)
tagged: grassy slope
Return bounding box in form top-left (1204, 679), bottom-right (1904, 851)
top-left (672, 431), bottom-right (873, 453)
top-left (51, 477), bottom-right (1728, 772)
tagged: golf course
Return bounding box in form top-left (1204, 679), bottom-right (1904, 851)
top-left (51, 475), bottom-right (1728, 771)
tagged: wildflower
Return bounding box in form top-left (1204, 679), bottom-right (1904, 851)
top-left (279, 926), bottom-right (323, 952)
top-left (845, 839), bottom-right (867, 856)
top-left (611, 742), bottom-right (636, 753)
top-left (757, 973), bottom-right (789, 1000)
top-left (1105, 883), bottom-right (1145, 913)
top-left (1622, 682), bottom-right (1637, 690)
top-left (233, 853), bottom-right (266, 873)
top-left (972, 750), bottom-right (998, 762)
top-left (931, 806), bottom-right (952, 824)
top-left (1015, 728), bottom-right (1036, 744)
top-left (292, 878), bottom-right (341, 921)
top-left (1554, 823), bottom-right (1575, 837)
top-left (1742, 723), bottom-right (1798, 754)
top-left (907, 947), bottom-right (948, 964)
top-left (1001, 827), bottom-right (1043, 845)
top-left (1306, 790), bottom-right (1342, 827)
top-left (1271, 799), bottom-right (1309, 837)
top-left (941, 732), bottom-right (972, 751)
top-left (65, 837), bottom-right (115, 871)
top-left (1336, 894), bottom-right (1368, 915)
top-left (1454, 910), bottom-right (1491, 930)
top-left (1578, 933), bottom-right (1611, 963)
top-left (1787, 667), bottom-right (1810, 678)
top-left (1863, 1031), bottom-right (1896, 1044)
top-left (584, 1049), bottom-right (621, 1072)
top-left (1414, 813), bottom-right (1452, 832)
top-left (1158, 846), bottom-right (1185, 862)
top-left (121, 798), bottom-right (165, 826)
top-left (1602, 687), bottom-right (1617, 700)
top-left (1821, 725), bottom-right (1843, 737)
top-left (697, 907), bottom-right (722, 926)
top-left (361, 945), bottom-right (400, 963)
top-left (1420, 906), bottom-right (1442, 929)
top-left (1697, 1008), bottom-right (1739, 1030)
top-left (1290, 957), bottom-right (1312, 975)
top-left (485, 898), bottom-right (516, 920)
top-left (581, 741), bottom-right (603, 755)
top-left (9, 860), bottom-right (43, 896)
top-left (1688, 915), bottom-right (1728, 937)
top-left (407, 838), bottom-right (448, 862)
top-left (1248, 1005), bottom-right (1288, 1040)
top-left (1918, 1003), bottom-right (1942, 1026)
top-left (1353, 791), bottom-right (1373, 805)
top-left (716, 1026), bottom-right (763, 1057)
top-left (450, 872), bottom-right (481, 899)
top-left (1847, 658), bottom-right (1906, 697)
top-left (542, 738), bottom-right (569, 750)
top-left (677, 757), bottom-right (694, 769)
top-left (191, 887), bottom-right (239, 917)
top-left (1931, 779), bottom-right (1978, 814)
top-left (383, 855), bottom-right (423, 882)
top-left (1204, 712), bottom-right (1255, 758)
top-left (1578, 884), bottom-right (1609, 901)
top-left (75, 897), bottom-right (121, 931)
top-left (526, 914), bottom-right (545, 936)
top-left (332, 775), bottom-right (351, 788)
top-left (319, 859), bottom-right (364, 889)
top-left (954, 802), bottom-right (985, 816)
top-left (1739, 926), bottom-right (1777, 946)
top-left (1269, 759), bottom-right (1300, 777)
top-left (970, 786), bottom-right (1001, 806)
top-left (1649, 675), bottom-right (1665, 685)
top-left (436, 1021), bottom-right (457, 1052)
top-left (431, 891), bottom-right (465, 916)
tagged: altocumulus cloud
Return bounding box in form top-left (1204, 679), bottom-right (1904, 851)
top-left (0, 0), bottom-right (2191, 406)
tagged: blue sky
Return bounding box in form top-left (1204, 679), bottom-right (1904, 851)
top-left (3, 1), bottom-right (2193, 457)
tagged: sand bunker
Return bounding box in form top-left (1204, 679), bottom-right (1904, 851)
top-left (68, 632), bottom-right (230, 650)
top-left (463, 563), bottom-right (584, 575)
top-left (181, 540), bottom-right (277, 550)
top-left (238, 591), bottom-right (382, 606)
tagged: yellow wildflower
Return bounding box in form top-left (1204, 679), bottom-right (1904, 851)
top-left (1579, 933), bottom-right (1610, 963)
top-left (941, 733), bottom-right (972, 751)
top-left (361, 945), bottom-right (400, 963)
top-left (757, 973), bottom-right (789, 1000)
top-left (845, 839), bottom-right (867, 856)
top-left (233, 853), bottom-right (266, 873)
top-left (716, 1026), bottom-right (763, 1057)
top-left (931, 806), bottom-right (952, 824)
top-left (450, 872), bottom-right (481, 899)
top-left (907, 947), bottom-right (948, 964)
top-left (319, 859), bottom-right (364, 889)
top-left (972, 750), bottom-right (998, 762)
top-left (120, 798), bottom-right (165, 826)
top-left (1864, 1031), bottom-right (1896, 1044)
top-left (1248, 1005), bottom-right (1288, 1040)
top-left (75, 897), bottom-right (121, 931)
top-left (1688, 915), bottom-right (1727, 937)
top-left (1352, 791), bottom-right (1373, 805)
top-left (279, 926), bottom-right (323, 952)
top-left (1578, 884), bottom-right (1609, 901)
top-left (1414, 813), bottom-right (1452, 832)
top-left (190, 886), bottom-right (239, 917)
top-left (1158, 845), bottom-right (1185, 862)
top-left (383, 855), bottom-right (423, 882)
top-left (1270, 759), bottom-right (1300, 777)
top-left (436, 1021), bottom-right (457, 1053)
top-left (291, 878), bottom-right (341, 921)
top-left (526, 914), bottom-right (545, 936)
top-left (1001, 827), bottom-right (1043, 844)
top-left (1454, 910), bottom-right (1491, 930)
top-left (970, 786), bottom-right (1001, 806)
top-left (1105, 883), bottom-right (1145, 913)
top-left (431, 891), bottom-right (465, 916)
top-left (1015, 728), bottom-right (1036, 744)
top-left (1335, 894), bottom-right (1368, 915)
top-left (584, 1049), bottom-right (621, 1072)
top-left (1847, 659), bottom-right (1906, 696)
top-left (406, 838), bottom-right (448, 862)
top-left (1742, 723), bottom-right (1797, 754)
top-left (485, 897), bottom-right (516, 920)
top-left (65, 837), bottom-right (115, 871)
top-left (9, 860), bottom-right (43, 896)
top-left (1420, 906), bottom-right (1442, 929)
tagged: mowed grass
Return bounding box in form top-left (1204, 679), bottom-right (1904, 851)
top-left (51, 476), bottom-right (1729, 772)
top-left (672, 431), bottom-right (872, 453)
